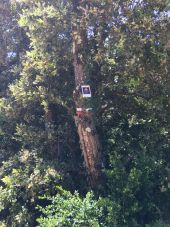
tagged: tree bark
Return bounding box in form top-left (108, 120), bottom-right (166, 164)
top-left (72, 0), bottom-right (103, 188)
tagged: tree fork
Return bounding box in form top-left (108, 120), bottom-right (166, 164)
top-left (72, 0), bottom-right (103, 188)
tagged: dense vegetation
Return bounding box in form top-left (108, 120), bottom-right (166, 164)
top-left (0, 0), bottom-right (169, 226)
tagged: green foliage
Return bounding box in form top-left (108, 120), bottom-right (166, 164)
top-left (0, 0), bottom-right (169, 226)
top-left (91, 0), bottom-right (170, 225)
top-left (0, 149), bottom-right (61, 226)
top-left (146, 221), bottom-right (170, 227)
top-left (37, 189), bottom-right (105, 227)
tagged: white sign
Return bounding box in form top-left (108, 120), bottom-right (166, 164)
top-left (81, 85), bottom-right (91, 98)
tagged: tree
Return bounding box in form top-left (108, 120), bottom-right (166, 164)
top-left (0, 0), bottom-right (169, 226)
top-left (72, 0), bottom-right (103, 188)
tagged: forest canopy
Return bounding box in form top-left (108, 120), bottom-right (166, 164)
top-left (0, 0), bottom-right (169, 226)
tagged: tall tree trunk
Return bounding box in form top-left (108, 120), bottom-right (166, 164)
top-left (72, 0), bottom-right (103, 188)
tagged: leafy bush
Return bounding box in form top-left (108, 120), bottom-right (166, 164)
top-left (37, 188), bottom-right (105, 227)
